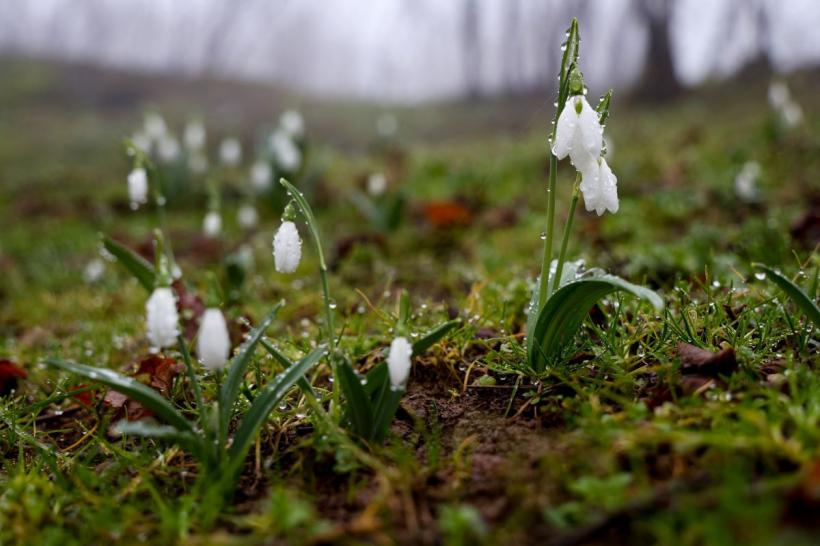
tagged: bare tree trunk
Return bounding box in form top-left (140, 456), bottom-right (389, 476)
top-left (635, 0), bottom-right (681, 101)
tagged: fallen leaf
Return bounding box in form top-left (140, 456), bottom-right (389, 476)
top-left (69, 384), bottom-right (97, 408)
top-left (677, 343), bottom-right (737, 377)
top-left (134, 354), bottom-right (184, 397)
top-left (422, 200), bottom-right (472, 228)
top-left (0, 359), bottom-right (27, 395)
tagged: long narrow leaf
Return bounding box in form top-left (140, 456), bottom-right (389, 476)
top-left (114, 420), bottom-right (201, 453)
top-left (754, 264), bottom-right (820, 327)
top-left (412, 320), bottom-right (460, 356)
top-left (219, 303), bottom-right (283, 429)
top-left (228, 346), bottom-right (325, 462)
top-left (528, 276), bottom-right (663, 371)
top-left (260, 338), bottom-right (318, 399)
top-left (102, 235), bottom-right (156, 291)
top-left (369, 381), bottom-right (403, 443)
top-left (337, 358), bottom-right (373, 437)
top-left (45, 358), bottom-right (193, 433)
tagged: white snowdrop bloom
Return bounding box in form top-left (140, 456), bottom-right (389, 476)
top-left (367, 172), bottom-right (387, 196)
top-left (219, 138), bottom-right (242, 166)
top-left (127, 167), bottom-right (149, 208)
top-left (188, 153), bottom-right (209, 174)
top-left (197, 308), bottom-right (231, 371)
top-left (272, 221), bottom-right (302, 273)
top-left (144, 112), bottom-right (167, 140)
top-left (157, 134), bottom-right (181, 162)
top-left (734, 161), bottom-right (761, 202)
top-left (387, 337), bottom-right (413, 389)
top-left (376, 113), bottom-right (398, 137)
top-left (279, 110), bottom-right (304, 138)
top-left (250, 161), bottom-right (272, 192)
top-left (83, 258), bottom-right (105, 284)
top-left (237, 204), bottom-right (259, 230)
top-left (132, 132), bottom-right (151, 153)
top-left (146, 287), bottom-right (179, 350)
top-left (782, 101), bottom-right (803, 128)
top-left (203, 211), bottom-right (222, 237)
top-left (768, 81), bottom-right (790, 110)
top-left (184, 121), bottom-right (206, 151)
top-left (552, 95), bottom-right (603, 172)
top-left (270, 131), bottom-right (301, 172)
top-left (579, 157), bottom-right (619, 216)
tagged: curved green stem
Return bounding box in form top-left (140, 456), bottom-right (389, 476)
top-left (538, 153), bottom-right (558, 308)
top-left (552, 178), bottom-right (580, 293)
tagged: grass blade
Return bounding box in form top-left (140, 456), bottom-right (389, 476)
top-left (528, 276), bottom-right (663, 372)
top-left (260, 338), bottom-right (318, 399)
top-left (227, 345), bottom-right (325, 462)
top-left (337, 357), bottom-right (373, 437)
top-left (102, 235), bottom-right (156, 291)
top-left (45, 358), bottom-right (193, 433)
top-left (412, 320), bottom-right (460, 356)
top-left (219, 302), bottom-right (283, 431)
top-left (114, 420), bottom-right (201, 453)
top-left (754, 264), bottom-right (820, 327)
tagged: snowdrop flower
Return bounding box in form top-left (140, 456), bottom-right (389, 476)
top-left (552, 95), bottom-right (603, 172)
top-left (579, 157), bottom-right (619, 216)
top-left (132, 132), bottom-right (151, 153)
top-left (367, 172), bottom-right (387, 196)
top-left (279, 110), bottom-right (304, 138)
top-left (157, 134), bottom-right (181, 162)
top-left (188, 154), bottom-right (209, 174)
top-left (272, 221), bottom-right (301, 273)
top-left (782, 101), bottom-right (803, 128)
top-left (219, 138), bottom-right (242, 166)
top-left (146, 287), bottom-right (179, 350)
top-left (237, 204), bottom-right (259, 230)
top-left (144, 112), bottom-right (167, 140)
top-left (387, 337), bottom-right (412, 389)
top-left (127, 167), bottom-right (149, 209)
top-left (83, 258), bottom-right (105, 284)
top-left (768, 81), bottom-right (789, 110)
top-left (203, 211), bottom-right (222, 237)
top-left (184, 120), bottom-right (206, 151)
top-left (250, 161), bottom-right (272, 192)
top-left (734, 161), bottom-right (761, 202)
top-left (197, 308), bottom-right (231, 371)
top-left (270, 131), bottom-right (301, 172)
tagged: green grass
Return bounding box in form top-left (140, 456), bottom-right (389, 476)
top-left (0, 58), bottom-right (818, 545)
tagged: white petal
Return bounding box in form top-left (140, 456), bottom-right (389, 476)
top-left (146, 287), bottom-right (179, 350)
top-left (197, 309), bottom-right (231, 371)
top-left (387, 337), bottom-right (413, 388)
top-left (577, 97), bottom-right (603, 158)
top-left (273, 221), bottom-right (302, 273)
top-left (551, 97), bottom-right (578, 159)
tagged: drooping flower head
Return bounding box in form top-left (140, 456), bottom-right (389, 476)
top-left (367, 172), bottom-right (387, 196)
top-left (552, 95), bottom-right (603, 172)
top-left (270, 131), bottom-right (301, 172)
top-left (272, 220), bottom-right (302, 273)
top-left (184, 120), bottom-right (206, 151)
top-left (127, 167), bottom-right (149, 209)
top-left (387, 337), bottom-right (412, 389)
top-left (250, 161), bottom-right (272, 192)
top-left (157, 134), bottom-right (181, 163)
top-left (279, 110), bottom-right (305, 139)
top-left (197, 308), bottom-right (231, 371)
top-left (203, 211), bottom-right (222, 237)
top-left (237, 204), bottom-right (259, 230)
top-left (219, 137), bottom-right (242, 166)
top-left (579, 157), bottom-right (619, 216)
top-left (146, 287), bottom-right (179, 350)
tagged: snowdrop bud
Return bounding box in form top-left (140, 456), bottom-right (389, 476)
top-left (782, 101), bottom-right (803, 128)
top-left (237, 204), bottom-right (259, 230)
top-left (184, 121), bottom-right (206, 151)
top-left (387, 337), bottom-right (412, 388)
top-left (83, 258), bottom-right (105, 284)
top-left (367, 172), bottom-right (387, 196)
top-left (203, 211), bottom-right (222, 237)
top-left (767, 81), bottom-right (789, 110)
top-left (157, 134), bottom-right (181, 162)
top-left (579, 157), bottom-right (619, 216)
top-left (270, 131), bottom-right (301, 172)
top-left (127, 168), bottom-right (149, 209)
top-left (197, 308), bottom-right (231, 371)
top-left (250, 161), bottom-right (272, 192)
top-left (219, 138), bottom-right (242, 166)
top-left (146, 287), bottom-right (179, 350)
top-left (552, 95), bottom-right (602, 171)
top-left (272, 221), bottom-right (301, 273)
top-left (144, 112), bottom-right (167, 140)
top-left (734, 161), bottom-right (761, 202)
top-left (279, 110), bottom-right (304, 138)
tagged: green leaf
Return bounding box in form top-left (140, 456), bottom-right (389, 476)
top-left (102, 235), bottom-right (156, 291)
top-left (260, 338), bottom-right (318, 399)
top-left (45, 358), bottom-right (193, 433)
top-left (753, 264), bottom-right (820, 327)
top-left (227, 346), bottom-right (325, 463)
top-left (527, 275), bottom-right (663, 372)
top-left (369, 380), bottom-right (403, 443)
top-left (337, 357), bottom-right (373, 437)
top-left (596, 89), bottom-right (614, 126)
top-left (114, 420), bottom-right (201, 453)
top-left (349, 191), bottom-right (383, 228)
top-left (412, 320), bottom-right (460, 356)
top-left (362, 362), bottom-right (388, 400)
top-left (219, 303), bottom-right (283, 431)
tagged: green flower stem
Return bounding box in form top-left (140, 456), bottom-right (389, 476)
top-left (177, 336), bottom-right (206, 433)
top-left (538, 153), bottom-right (558, 308)
top-left (552, 176), bottom-right (581, 293)
top-left (214, 369), bottom-right (224, 464)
